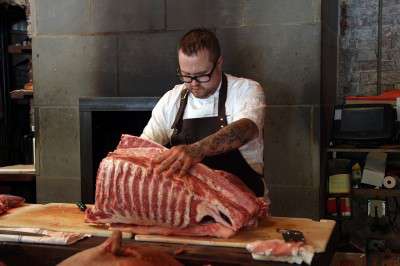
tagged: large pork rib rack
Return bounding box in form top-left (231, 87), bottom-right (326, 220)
top-left (85, 135), bottom-right (268, 238)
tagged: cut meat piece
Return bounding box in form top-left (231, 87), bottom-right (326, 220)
top-left (0, 201), bottom-right (6, 215)
top-left (0, 194), bottom-right (25, 215)
top-left (0, 194), bottom-right (25, 208)
top-left (246, 239), bottom-right (315, 265)
top-left (86, 134), bottom-right (269, 238)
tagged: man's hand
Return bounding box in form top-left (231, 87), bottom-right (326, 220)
top-left (58, 231), bottom-right (128, 266)
top-left (58, 231), bottom-right (182, 266)
top-left (152, 118), bottom-right (258, 179)
top-left (153, 143), bottom-right (205, 178)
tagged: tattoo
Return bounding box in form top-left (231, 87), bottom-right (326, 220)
top-left (197, 118), bottom-right (258, 157)
top-left (186, 145), bottom-right (203, 159)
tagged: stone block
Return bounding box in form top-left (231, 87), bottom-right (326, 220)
top-left (35, 0), bottom-right (90, 34)
top-left (36, 177), bottom-right (81, 203)
top-left (264, 106), bottom-right (317, 188)
top-left (167, 0), bottom-right (243, 29)
top-left (244, 0), bottom-right (320, 25)
top-left (36, 107), bottom-right (80, 180)
top-left (90, 0), bottom-right (164, 32)
top-left (268, 186), bottom-right (320, 218)
top-left (118, 31), bottom-right (183, 97)
top-left (33, 36), bottom-right (118, 106)
top-left (218, 25), bottom-right (320, 105)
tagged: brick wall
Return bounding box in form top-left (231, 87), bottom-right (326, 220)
top-left (338, 0), bottom-right (400, 102)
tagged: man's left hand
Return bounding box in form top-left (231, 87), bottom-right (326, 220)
top-left (152, 143), bottom-right (204, 178)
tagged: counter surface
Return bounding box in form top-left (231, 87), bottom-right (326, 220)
top-left (0, 232), bottom-right (338, 266)
top-left (0, 164), bottom-right (35, 175)
top-left (0, 203), bottom-right (338, 265)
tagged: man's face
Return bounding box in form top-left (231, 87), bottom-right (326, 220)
top-left (178, 49), bottom-right (222, 99)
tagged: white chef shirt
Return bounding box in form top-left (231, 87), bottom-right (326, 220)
top-left (141, 74), bottom-right (266, 174)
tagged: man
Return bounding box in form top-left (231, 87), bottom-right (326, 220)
top-left (141, 28), bottom-right (266, 197)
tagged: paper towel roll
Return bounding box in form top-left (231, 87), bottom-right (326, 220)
top-left (383, 176), bottom-right (398, 189)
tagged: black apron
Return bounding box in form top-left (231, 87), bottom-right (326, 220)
top-left (170, 74), bottom-right (265, 196)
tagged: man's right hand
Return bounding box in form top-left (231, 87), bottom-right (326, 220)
top-left (152, 143), bottom-right (205, 178)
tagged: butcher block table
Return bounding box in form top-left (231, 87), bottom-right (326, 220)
top-left (0, 203), bottom-right (338, 266)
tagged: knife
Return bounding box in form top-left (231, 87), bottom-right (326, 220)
top-left (0, 229), bottom-right (47, 237)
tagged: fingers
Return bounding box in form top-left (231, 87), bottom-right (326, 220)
top-left (119, 246), bottom-right (143, 258)
top-left (153, 145), bottom-right (197, 178)
top-left (162, 159), bottom-right (181, 178)
top-left (152, 149), bottom-right (171, 165)
top-left (178, 158), bottom-right (192, 178)
top-left (109, 231), bottom-right (122, 255)
top-left (154, 146), bottom-right (183, 175)
top-left (103, 231), bottom-right (122, 255)
top-left (154, 151), bottom-right (178, 175)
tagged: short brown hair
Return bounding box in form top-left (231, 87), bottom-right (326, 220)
top-left (178, 28), bottom-right (221, 63)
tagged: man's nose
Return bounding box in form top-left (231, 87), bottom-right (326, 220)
top-left (190, 78), bottom-right (199, 86)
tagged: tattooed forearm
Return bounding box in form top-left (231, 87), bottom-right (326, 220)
top-left (194, 118), bottom-right (258, 157)
top-left (186, 145), bottom-right (204, 158)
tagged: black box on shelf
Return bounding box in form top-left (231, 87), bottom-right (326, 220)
top-left (332, 104), bottom-right (396, 147)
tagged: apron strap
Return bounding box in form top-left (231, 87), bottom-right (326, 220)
top-left (217, 74), bottom-right (228, 127)
top-left (171, 88), bottom-right (189, 134)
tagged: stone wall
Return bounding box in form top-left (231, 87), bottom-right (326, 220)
top-left (31, 0), bottom-right (322, 218)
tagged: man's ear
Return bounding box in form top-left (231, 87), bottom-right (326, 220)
top-left (215, 56), bottom-right (223, 72)
top-left (217, 56), bottom-right (223, 66)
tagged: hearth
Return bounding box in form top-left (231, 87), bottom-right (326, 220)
top-left (79, 97), bottom-right (158, 203)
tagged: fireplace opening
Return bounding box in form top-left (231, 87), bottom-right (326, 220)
top-left (79, 97), bottom-right (159, 203)
top-left (92, 110), bottom-right (150, 176)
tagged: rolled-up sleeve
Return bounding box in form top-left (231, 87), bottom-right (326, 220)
top-left (230, 80), bottom-right (266, 174)
top-left (232, 82), bottom-right (266, 136)
top-left (141, 94), bottom-right (173, 146)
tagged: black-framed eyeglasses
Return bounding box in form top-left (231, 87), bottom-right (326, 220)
top-left (176, 62), bottom-right (217, 83)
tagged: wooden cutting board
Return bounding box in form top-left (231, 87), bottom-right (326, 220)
top-left (135, 217), bottom-right (336, 253)
top-left (0, 203), bottom-right (132, 238)
top-left (0, 203), bottom-right (335, 252)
